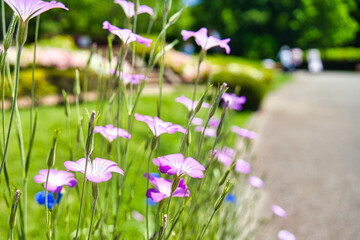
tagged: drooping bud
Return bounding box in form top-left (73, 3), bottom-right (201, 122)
top-left (85, 111), bottom-right (96, 156)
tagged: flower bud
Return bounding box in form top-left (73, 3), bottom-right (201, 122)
top-left (74, 69), bottom-right (81, 96)
top-left (62, 90), bottom-right (70, 117)
top-left (4, 15), bottom-right (18, 51)
top-left (214, 180), bottom-right (234, 211)
top-left (47, 129), bottom-right (60, 168)
top-left (171, 176), bottom-right (181, 193)
top-left (9, 190), bottom-right (21, 230)
top-left (85, 111), bottom-right (96, 156)
top-left (195, 84), bottom-right (212, 114)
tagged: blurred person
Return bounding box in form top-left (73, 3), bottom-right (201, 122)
top-left (307, 48), bottom-right (323, 73)
top-left (278, 45), bottom-right (295, 71)
top-left (291, 47), bottom-right (303, 67)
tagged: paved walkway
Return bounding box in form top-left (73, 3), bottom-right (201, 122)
top-left (254, 71), bottom-right (360, 240)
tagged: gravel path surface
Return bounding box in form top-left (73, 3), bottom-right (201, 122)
top-left (254, 71), bottom-right (360, 240)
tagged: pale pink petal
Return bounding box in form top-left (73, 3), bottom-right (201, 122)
top-left (235, 159), bottom-right (251, 174)
top-left (278, 230), bottom-right (296, 240)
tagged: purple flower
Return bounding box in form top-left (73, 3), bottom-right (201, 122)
top-left (231, 126), bottom-right (257, 139)
top-left (271, 205), bottom-right (287, 218)
top-left (114, 0), bottom-right (153, 18)
top-left (34, 169), bottom-right (77, 193)
top-left (249, 176), bottom-right (264, 188)
top-left (192, 117), bottom-right (203, 126)
top-left (235, 159), bottom-right (251, 174)
top-left (213, 147), bottom-right (235, 166)
top-left (153, 153), bottom-right (205, 179)
top-left (103, 21), bottom-right (152, 47)
top-left (181, 28), bottom-right (231, 54)
top-left (64, 158), bottom-right (124, 183)
top-left (278, 230), bottom-right (296, 240)
top-left (209, 118), bottom-right (220, 128)
top-left (195, 126), bottom-right (216, 137)
top-left (94, 124), bottom-right (131, 142)
top-left (4, 0), bottom-right (68, 22)
top-left (122, 73), bottom-right (147, 85)
top-left (134, 113), bottom-right (186, 137)
top-left (175, 95), bottom-right (209, 111)
top-left (145, 174), bottom-right (190, 202)
top-left (222, 93), bottom-right (246, 111)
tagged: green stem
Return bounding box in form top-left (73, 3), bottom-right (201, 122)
top-left (197, 210), bottom-right (216, 240)
top-left (74, 155), bottom-right (90, 239)
top-left (146, 144), bottom-right (156, 240)
top-left (87, 197), bottom-right (98, 240)
top-left (30, 16), bottom-right (40, 139)
top-left (0, 43), bottom-right (23, 178)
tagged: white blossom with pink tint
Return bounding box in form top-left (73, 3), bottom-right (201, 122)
top-left (114, 0), bottom-right (153, 18)
top-left (278, 230), bottom-right (296, 240)
top-left (271, 205), bottom-right (287, 218)
top-left (249, 176), bottom-right (264, 188)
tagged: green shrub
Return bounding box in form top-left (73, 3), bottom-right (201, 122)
top-left (319, 48), bottom-right (360, 62)
top-left (212, 71), bottom-right (269, 111)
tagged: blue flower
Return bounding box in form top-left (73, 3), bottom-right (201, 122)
top-left (35, 191), bottom-right (62, 210)
top-left (225, 194), bottom-right (236, 205)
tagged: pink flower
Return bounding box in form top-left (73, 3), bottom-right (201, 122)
top-left (134, 113), bottom-right (186, 137)
top-left (271, 205), bottom-right (287, 218)
top-left (153, 153), bottom-right (205, 179)
top-left (64, 158), bottom-right (124, 183)
top-left (181, 28), bottom-right (231, 54)
top-left (235, 159), bottom-right (251, 174)
top-left (222, 93), bottom-right (246, 111)
top-left (4, 0), bottom-right (68, 22)
top-left (231, 126), bottom-right (257, 139)
top-left (114, 0), bottom-right (153, 18)
top-left (34, 169), bottom-right (77, 193)
top-left (213, 147), bottom-right (235, 166)
top-left (195, 126), bottom-right (216, 137)
top-left (94, 124), bottom-right (131, 142)
top-left (103, 21), bottom-right (152, 47)
top-left (192, 117), bottom-right (203, 126)
top-left (175, 95), bottom-right (209, 111)
top-left (249, 176), bottom-right (264, 188)
top-left (278, 230), bottom-right (296, 240)
top-left (145, 174), bottom-right (190, 202)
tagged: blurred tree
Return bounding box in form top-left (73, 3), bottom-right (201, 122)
top-left (188, 0), bottom-right (359, 58)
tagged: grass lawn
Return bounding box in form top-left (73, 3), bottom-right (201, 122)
top-left (0, 85), bottom-right (253, 239)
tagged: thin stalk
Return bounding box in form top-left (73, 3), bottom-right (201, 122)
top-left (197, 210), bottom-right (216, 240)
top-left (44, 167), bottom-right (51, 238)
top-left (191, 51), bottom-right (204, 107)
top-left (30, 16), bottom-right (40, 139)
top-left (146, 140), bottom-right (156, 240)
top-left (74, 154), bottom-right (90, 239)
top-left (157, 1), bottom-right (170, 118)
top-left (0, 43), bottom-right (23, 178)
top-left (1, 0), bottom-right (5, 38)
top-left (87, 197), bottom-right (98, 240)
